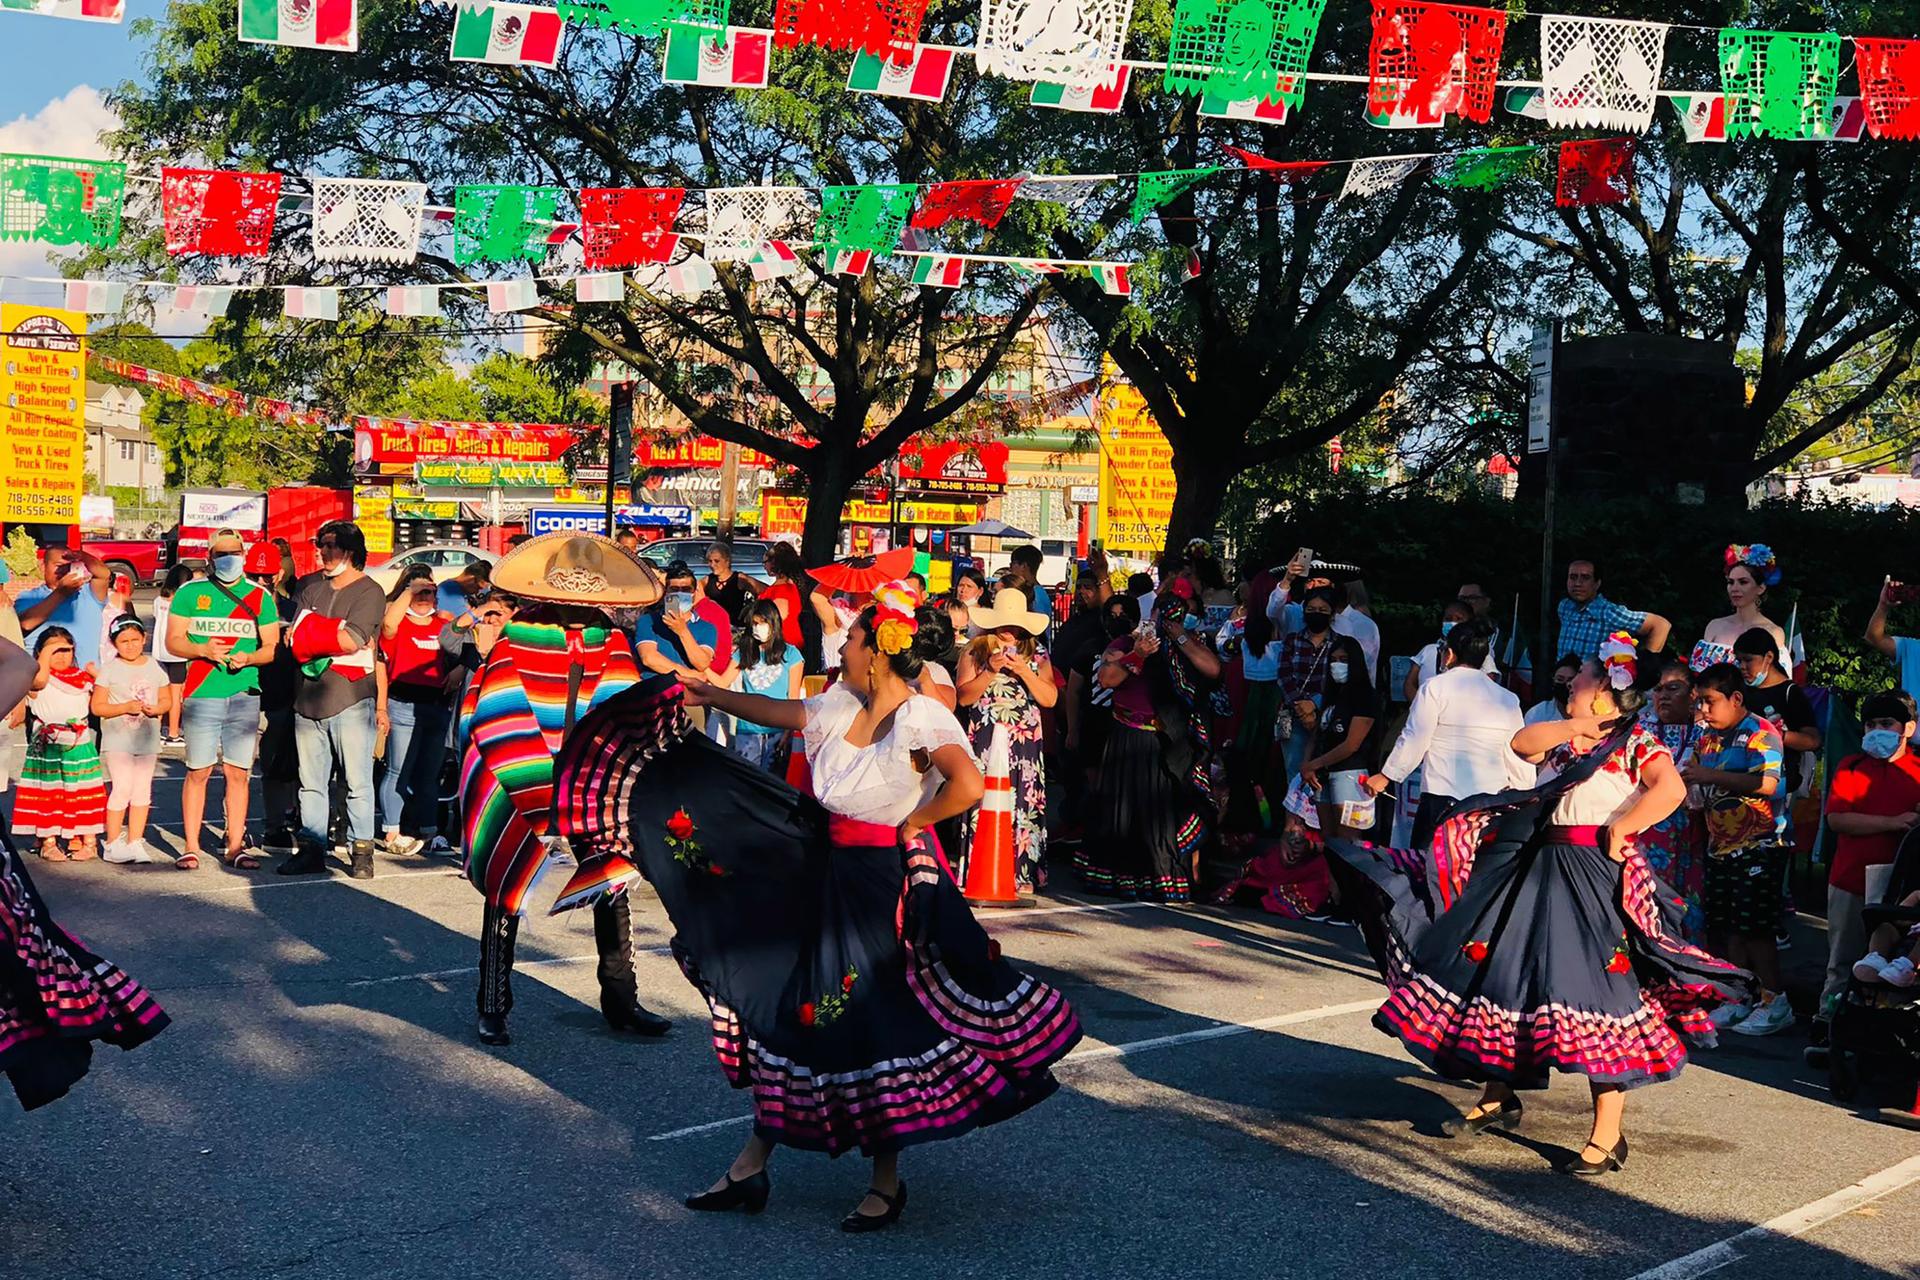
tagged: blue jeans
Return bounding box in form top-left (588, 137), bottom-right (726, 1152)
top-left (378, 698), bottom-right (452, 836)
top-left (297, 699), bottom-right (376, 846)
top-left (181, 692), bottom-right (262, 770)
top-left (733, 730), bottom-right (783, 772)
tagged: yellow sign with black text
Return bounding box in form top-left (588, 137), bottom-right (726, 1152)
top-left (0, 304), bottom-right (87, 523)
top-left (1096, 379), bottom-right (1176, 558)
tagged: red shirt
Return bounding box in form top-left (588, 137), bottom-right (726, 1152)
top-left (1826, 751), bottom-right (1920, 896)
top-left (380, 612), bottom-right (448, 696)
top-left (764, 581), bottom-right (804, 648)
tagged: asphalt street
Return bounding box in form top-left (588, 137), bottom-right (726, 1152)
top-left (5, 757), bottom-right (1919, 1280)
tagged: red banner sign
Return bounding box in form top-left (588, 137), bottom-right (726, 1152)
top-left (354, 418), bottom-right (584, 465)
top-left (896, 440), bottom-right (1009, 492)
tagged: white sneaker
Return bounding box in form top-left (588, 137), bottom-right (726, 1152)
top-left (101, 838), bottom-right (137, 864)
top-left (1709, 1001), bottom-right (1752, 1029)
top-left (1729, 993), bottom-right (1796, 1037)
top-left (1885, 957), bottom-right (1919, 989)
top-left (1856, 955), bottom-right (1894, 984)
top-left (121, 838), bottom-right (154, 864)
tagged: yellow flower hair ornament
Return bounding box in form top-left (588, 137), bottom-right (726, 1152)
top-left (874, 612), bottom-right (917, 657)
top-left (1597, 630), bottom-right (1638, 691)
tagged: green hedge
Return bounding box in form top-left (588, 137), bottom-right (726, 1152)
top-left (1253, 489), bottom-right (1920, 701)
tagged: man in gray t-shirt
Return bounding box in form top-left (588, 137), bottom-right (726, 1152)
top-left (279, 521), bottom-right (389, 879)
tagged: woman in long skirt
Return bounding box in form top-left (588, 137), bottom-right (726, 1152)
top-left (1329, 643), bottom-right (1753, 1176)
top-left (554, 585), bottom-right (1081, 1231)
top-left (0, 634), bottom-right (169, 1108)
top-left (954, 591), bottom-right (1055, 890)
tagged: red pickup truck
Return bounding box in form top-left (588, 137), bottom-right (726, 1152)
top-left (82, 538), bottom-right (168, 587)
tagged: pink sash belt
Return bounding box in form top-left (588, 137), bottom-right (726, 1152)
top-left (827, 816), bottom-right (899, 847)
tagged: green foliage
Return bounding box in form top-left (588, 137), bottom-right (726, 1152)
top-left (377, 354), bottom-right (601, 424)
top-left (2, 529), bottom-right (40, 583)
top-left (1251, 487), bottom-right (1920, 703)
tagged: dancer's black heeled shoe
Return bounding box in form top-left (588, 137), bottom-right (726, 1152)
top-left (685, 1169), bottom-right (770, 1214)
top-left (1564, 1137), bottom-right (1628, 1176)
top-left (840, 1181), bottom-right (906, 1233)
top-left (1441, 1101), bottom-right (1522, 1138)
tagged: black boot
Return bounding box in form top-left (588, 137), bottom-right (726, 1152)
top-left (477, 905), bottom-right (518, 1046)
top-left (595, 895), bottom-right (671, 1036)
top-left (276, 841), bottom-right (329, 876)
top-left (349, 839), bottom-right (376, 880)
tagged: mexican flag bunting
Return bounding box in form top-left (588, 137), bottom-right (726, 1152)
top-left (450, 1), bottom-right (564, 68)
top-left (1222, 148), bottom-right (1328, 185)
top-left (1555, 138), bottom-right (1634, 208)
top-left (846, 47), bottom-right (955, 102)
top-left (1809, 97), bottom-right (1867, 143)
top-left (486, 278), bottom-right (541, 313)
top-left (171, 285), bottom-right (234, 316)
top-left (1855, 38), bottom-right (1920, 140)
top-left (161, 167), bottom-right (283, 257)
top-left (1669, 94), bottom-right (1728, 143)
top-left (910, 179), bottom-right (1022, 231)
top-left (574, 272), bottom-right (627, 303)
top-left (831, 248), bottom-right (872, 276)
top-left (748, 238), bottom-right (800, 280)
top-left (1030, 63), bottom-right (1131, 113)
top-left (1366, 0), bottom-right (1507, 128)
top-left (1008, 259), bottom-right (1061, 276)
top-left (386, 285), bottom-right (442, 317)
top-left (0, 155), bottom-right (128, 248)
top-left (1092, 264), bottom-right (1130, 296)
top-left (282, 286), bottom-right (340, 320)
top-left (1181, 247), bottom-right (1202, 282)
top-left (909, 254), bottom-right (965, 288)
top-left (238, 0), bottom-right (358, 51)
top-left (63, 280), bottom-right (125, 313)
top-left (1, 0), bottom-right (124, 23)
top-left (663, 26), bottom-right (772, 88)
top-left (1198, 73), bottom-right (1297, 122)
top-left (664, 255), bottom-right (717, 294)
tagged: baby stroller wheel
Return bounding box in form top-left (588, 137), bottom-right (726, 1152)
top-left (1829, 1049), bottom-right (1861, 1103)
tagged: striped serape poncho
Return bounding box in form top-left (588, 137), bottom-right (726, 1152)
top-left (459, 617), bottom-right (640, 916)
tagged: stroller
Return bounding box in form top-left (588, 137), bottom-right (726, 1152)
top-left (1826, 823), bottom-right (1920, 1125)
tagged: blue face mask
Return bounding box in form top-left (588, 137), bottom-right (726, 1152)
top-left (1862, 729), bottom-right (1904, 761)
top-left (211, 553), bottom-right (245, 583)
top-left (1440, 621), bottom-right (1456, 638)
top-left (1743, 668), bottom-right (1767, 688)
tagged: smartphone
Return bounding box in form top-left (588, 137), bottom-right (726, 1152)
top-left (667, 591), bottom-right (696, 616)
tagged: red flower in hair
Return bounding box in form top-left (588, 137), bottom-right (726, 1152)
top-left (1461, 941), bottom-right (1490, 963)
top-left (666, 808), bottom-right (695, 840)
top-left (798, 1002), bottom-right (817, 1027)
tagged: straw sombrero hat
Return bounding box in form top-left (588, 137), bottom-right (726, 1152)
top-left (491, 532), bottom-right (664, 608)
top-left (968, 589), bottom-right (1051, 636)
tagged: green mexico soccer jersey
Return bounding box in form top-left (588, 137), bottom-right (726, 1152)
top-left (171, 580), bottom-right (279, 698)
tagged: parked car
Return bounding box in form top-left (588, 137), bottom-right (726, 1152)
top-left (367, 543), bottom-right (499, 594)
top-left (634, 537), bottom-right (773, 581)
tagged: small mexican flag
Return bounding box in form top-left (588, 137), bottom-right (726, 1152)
top-left (1030, 64), bottom-right (1130, 114)
top-left (1092, 264), bottom-right (1130, 297)
top-left (1814, 96), bottom-right (1868, 143)
top-left (386, 285), bottom-right (441, 317)
top-left (486, 278), bottom-right (540, 313)
top-left (63, 280), bottom-right (126, 314)
top-left (1008, 260), bottom-right (1061, 277)
top-left (1198, 74), bottom-right (1293, 122)
top-left (846, 47), bottom-right (954, 103)
top-left (237, 0), bottom-right (358, 52)
top-left (663, 25), bottom-right (771, 89)
top-left (1181, 247), bottom-right (1202, 282)
top-left (1669, 94), bottom-right (1728, 143)
top-left (450, 2), bottom-right (563, 69)
top-left (831, 248), bottom-right (872, 277)
top-left (574, 272), bottom-right (627, 303)
top-left (910, 255), bottom-right (964, 288)
top-left (2, 0), bottom-right (124, 23)
top-left (1503, 87), bottom-right (1548, 120)
top-left (282, 286), bottom-right (339, 320)
top-left (664, 255), bottom-right (717, 295)
top-left (748, 238), bottom-right (799, 281)
top-left (172, 285), bottom-right (233, 316)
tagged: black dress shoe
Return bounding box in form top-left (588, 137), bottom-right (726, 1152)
top-left (685, 1169), bottom-right (770, 1214)
top-left (477, 1013), bottom-right (511, 1046)
top-left (1441, 1102), bottom-right (1522, 1138)
top-left (601, 995), bottom-right (672, 1037)
top-left (276, 844), bottom-right (328, 876)
top-left (1564, 1137), bottom-right (1628, 1176)
top-left (840, 1181), bottom-right (906, 1234)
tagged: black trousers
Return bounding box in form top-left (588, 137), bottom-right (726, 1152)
top-left (1410, 791), bottom-right (1459, 855)
top-left (478, 894), bottom-right (639, 1018)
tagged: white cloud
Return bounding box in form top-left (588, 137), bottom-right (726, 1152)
top-left (0, 85), bottom-right (122, 293)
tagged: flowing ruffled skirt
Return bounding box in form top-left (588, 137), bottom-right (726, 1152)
top-left (0, 842), bottom-right (169, 1109)
top-left (1330, 819), bottom-right (1752, 1092)
top-left (555, 680), bottom-right (1082, 1156)
top-left (1075, 723), bottom-right (1199, 902)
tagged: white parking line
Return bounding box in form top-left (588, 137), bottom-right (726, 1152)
top-left (118, 867), bottom-right (460, 897)
top-left (645, 997), bottom-right (1378, 1142)
top-left (1625, 1153), bottom-right (1920, 1280)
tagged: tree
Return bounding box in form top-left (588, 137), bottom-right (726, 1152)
top-left (103, 2), bottom-right (1050, 560)
top-left (381, 352), bottom-right (601, 424)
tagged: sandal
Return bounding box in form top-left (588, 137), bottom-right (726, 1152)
top-left (69, 839), bottom-right (97, 862)
top-left (176, 849), bottom-right (202, 871)
top-left (224, 848), bottom-right (263, 871)
top-left (38, 840), bottom-right (68, 862)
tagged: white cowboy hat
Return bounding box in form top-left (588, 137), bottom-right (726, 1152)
top-left (968, 589), bottom-right (1050, 636)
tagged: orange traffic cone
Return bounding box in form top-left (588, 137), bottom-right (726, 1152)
top-left (963, 724), bottom-right (1028, 908)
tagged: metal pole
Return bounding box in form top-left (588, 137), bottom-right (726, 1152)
top-left (717, 441), bottom-right (740, 536)
top-left (1535, 321), bottom-right (1561, 675)
top-left (606, 382), bottom-right (633, 537)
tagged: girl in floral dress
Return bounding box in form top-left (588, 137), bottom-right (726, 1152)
top-left (954, 592), bottom-right (1057, 891)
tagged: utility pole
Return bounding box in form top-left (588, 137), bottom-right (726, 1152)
top-left (606, 382), bottom-right (633, 537)
top-left (717, 441), bottom-right (740, 536)
top-left (1529, 320), bottom-right (1560, 675)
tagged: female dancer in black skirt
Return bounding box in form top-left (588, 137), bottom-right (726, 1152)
top-left (0, 635), bottom-right (169, 1110)
top-left (1330, 641), bottom-right (1753, 1175)
top-left (552, 585), bottom-right (1082, 1231)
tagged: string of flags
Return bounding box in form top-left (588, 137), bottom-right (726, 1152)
top-left (11, 0), bottom-right (1920, 144)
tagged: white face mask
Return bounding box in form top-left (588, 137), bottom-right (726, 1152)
top-left (752, 623), bottom-right (773, 643)
top-left (322, 560), bottom-right (349, 579)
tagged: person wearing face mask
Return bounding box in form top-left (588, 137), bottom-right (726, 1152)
top-left (1294, 636), bottom-right (1379, 843)
top-left (1731, 628), bottom-right (1821, 800)
top-left (167, 529), bottom-right (283, 872)
top-left (1813, 690), bottom-right (1920, 1055)
top-left (1634, 657), bottom-right (1708, 943)
top-left (730, 599), bottom-right (804, 773)
top-left (1276, 584), bottom-right (1341, 782)
top-left (955, 591), bottom-right (1057, 892)
top-left (374, 567), bottom-right (455, 857)
top-left (1404, 600), bottom-right (1500, 704)
top-left (281, 521), bottom-right (386, 878)
top-left (1524, 655), bottom-right (1582, 726)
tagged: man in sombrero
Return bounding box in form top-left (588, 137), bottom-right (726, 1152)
top-left (462, 532), bottom-right (675, 1047)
